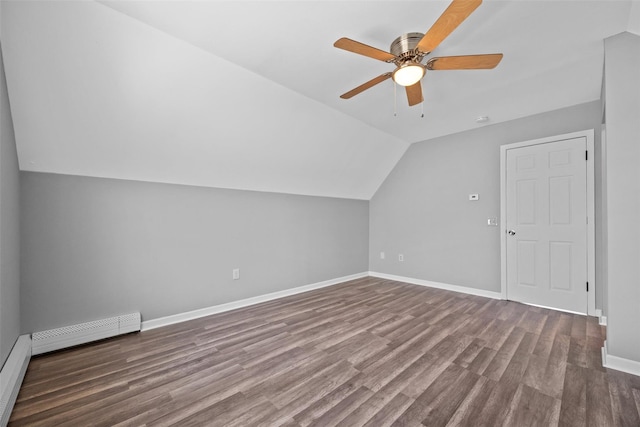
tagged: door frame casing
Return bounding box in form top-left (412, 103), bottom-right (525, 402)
top-left (500, 129), bottom-right (596, 316)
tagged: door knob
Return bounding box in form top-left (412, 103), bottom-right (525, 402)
top-left (507, 230), bottom-right (516, 236)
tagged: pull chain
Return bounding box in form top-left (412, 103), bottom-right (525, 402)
top-left (393, 82), bottom-right (397, 117)
top-left (421, 101), bottom-right (424, 118)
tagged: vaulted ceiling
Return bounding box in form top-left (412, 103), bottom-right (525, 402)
top-left (1, 1), bottom-right (637, 199)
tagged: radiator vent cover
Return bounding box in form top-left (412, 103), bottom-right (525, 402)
top-left (0, 336), bottom-right (31, 426)
top-left (31, 313), bottom-right (141, 355)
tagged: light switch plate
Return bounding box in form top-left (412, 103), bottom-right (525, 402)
top-left (469, 194), bottom-right (479, 201)
top-left (487, 217), bottom-right (498, 226)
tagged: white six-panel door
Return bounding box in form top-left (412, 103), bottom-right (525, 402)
top-left (505, 136), bottom-right (588, 314)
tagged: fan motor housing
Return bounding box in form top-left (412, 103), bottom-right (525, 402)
top-left (390, 32), bottom-right (425, 57)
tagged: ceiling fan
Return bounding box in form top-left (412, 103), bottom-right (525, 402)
top-left (334, 0), bottom-right (503, 106)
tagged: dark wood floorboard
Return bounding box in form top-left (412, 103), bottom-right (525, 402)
top-left (9, 277), bottom-right (640, 426)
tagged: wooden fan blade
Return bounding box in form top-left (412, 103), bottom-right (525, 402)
top-left (405, 82), bottom-right (423, 106)
top-left (334, 38), bottom-right (396, 62)
top-left (417, 0), bottom-right (482, 54)
top-left (427, 53), bottom-right (503, 70)
top-left (340, 73), bottom-right (392, 99)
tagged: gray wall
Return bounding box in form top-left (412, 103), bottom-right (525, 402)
top-left (370, 101), bottom-right (602, 298)
top-left (0, 41), bottom-right (21, 367)
top-left (20, 173), bottom-right (369, 333)
top-left (603, 32), bottom-right (640, 362)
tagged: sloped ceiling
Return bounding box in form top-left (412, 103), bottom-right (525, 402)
top-left (0, 1), bottom-right (636, 199)
top-left (0, 0), bottom-right (408, 200)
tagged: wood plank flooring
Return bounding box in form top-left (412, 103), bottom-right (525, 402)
top-left (9, 277), bottom-right (640, 426)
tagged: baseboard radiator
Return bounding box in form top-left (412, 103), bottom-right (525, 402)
top-left (31, 313), bottom-right (141, 356)
top-left (0, 335), bottom-right (31, 427)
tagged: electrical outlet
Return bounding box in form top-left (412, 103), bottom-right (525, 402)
top-left (399, 254), bottom-right (404, 262)
top-left (380, 252), bottom-right (385, 260)
top-left (232, 268), bottom-right (240, 280)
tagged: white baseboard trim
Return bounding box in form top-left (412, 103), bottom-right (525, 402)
top-left (368, 272), bottom-right (503, 300)
top-left (0, 335), bottom-right (31, 427)
top-left (595, 309), bottom-right (607, 326)
top-left (141, 272), bottom-right (369, 331)
top-left (602, 341), bottom-right (640, 376)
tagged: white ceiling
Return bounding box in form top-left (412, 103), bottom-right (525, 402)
top-left (0, 1), bottom-right (637, 199)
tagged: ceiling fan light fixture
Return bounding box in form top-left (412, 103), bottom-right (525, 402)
top-left (334, 0), bottom-right (502, 105)
top-left (392, 62), bottom-right (425, 87)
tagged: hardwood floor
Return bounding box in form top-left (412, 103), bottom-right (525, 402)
top-left (9, 277), bottom-right (640, 426)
